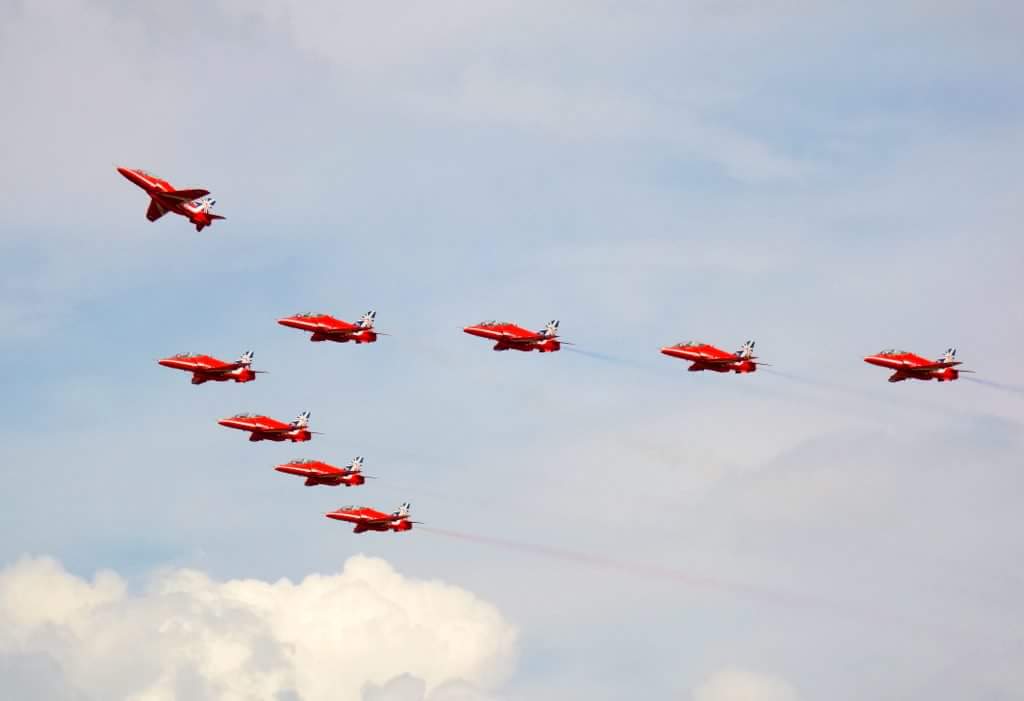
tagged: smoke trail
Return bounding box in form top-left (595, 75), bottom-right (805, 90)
top-left (421, 526), bottom-right (798, 602)
top-left (565, 346), bottom-right (662, 372)
top-left (419, 527), bottom-right (992, 640)
top-left (964, 376), bottom-right (1024, 397)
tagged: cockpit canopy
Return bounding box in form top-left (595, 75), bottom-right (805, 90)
top-left (476, 320), bottom-right (512, 327)
top-left (230, 412), bottom-right (260, 418)
top-left (877, 349), bottom-right (909, 356)
top-left (171, 352), bottom-right (202, 359)
top-left (672, 341), bottom-right (705, 348)
top-left (293, 312), bottom-right (324, 318)
top-left (288, 458), bottom-right (317, 465)
top-left (338, 505), bottom-right (363, 511)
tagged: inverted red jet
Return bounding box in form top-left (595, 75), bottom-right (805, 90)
top-left (661, 340), bottom-right (763, 373)
top-left (463, 319), bottom-right (565, 352)
top-left (218, 411), bottom-right (314, 442)
top-left (158, 351), bottom-right (262, 385)
top-left (277, 310), bottom-right (380, 344)
top-left (325, 502), bottom-right (415, 533)
top-left (116, 166), bottom-right (225, 232)
top-left (276, 456), bottom-right (370, 487)
top-left (864, 348), bottom-right (971, 383)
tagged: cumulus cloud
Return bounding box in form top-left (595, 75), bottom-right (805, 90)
top-left (693, 668), bottom-right (799, 701)
top-left (0, 555), bottom-right (517, 701)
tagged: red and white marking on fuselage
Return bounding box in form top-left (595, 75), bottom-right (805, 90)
top-left (276, 457), bottom-right (367, 487)
top-left (325, 502), bottom-right (414, 533)
top-left (660, 340), bottom-right (760, 373)
top-left (278, 310), bottom-right (379, 344)
top-left (158, 351), bottom-right (260, 385)
top-left (116, 166), bottom-right (225, 232)
top-left (217, 411), bottom-right (313, 442)
top-left (463, 319), bottom-right (564, 353)
top-left (863, 348), bottom-right (968, 383)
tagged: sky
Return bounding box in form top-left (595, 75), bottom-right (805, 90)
top-left (1, 1), bottom-right (1023, 699)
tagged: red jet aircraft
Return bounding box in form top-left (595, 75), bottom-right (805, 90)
top-left (116, 166), bottom-right (225, 232)
top-left (864, 348), bottom-right (971, 383)
top-left (158, 351), bottom-right (262, 385)
top-left (325, 502), bottom-right (416, 533)
top-left (463, 319), bottom-right (565, 352)
top-left (275, 456), bottom-right (370, 487)
top-left (277, 310), bottom-right (380, 344)
top-left (218, 411), bottom-right (314, 442)
top-left (661, 340), bottom-right (763, 373)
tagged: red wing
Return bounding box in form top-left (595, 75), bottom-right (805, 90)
top-left (322, 326), bottom-right (359, 336)
top-left (317, 319), bottom-right (359, 334)
top-left (502, 333), bottom-right (544, 344)
top-left (146, 200), bottom-right (167, 221)
top-left (162, 188), bottom-right (210, 202)
top-left (360, 511), bottom-right (399, 525)
top-left (199, 362), bottom-right (242, 375)
top-left (691, 356), bottom-right (741, 365)
top-left (904, 361), bottom-right (961, 373)
top-left (253, 420), bottom-right (293, 433)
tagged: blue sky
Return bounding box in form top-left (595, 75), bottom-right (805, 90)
top-left (1, 2), bottom-right (1023, 700)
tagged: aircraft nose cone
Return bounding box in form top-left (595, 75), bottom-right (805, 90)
top-left (277, 317), bottom-right (300, 328)
top-left (157, 359), bottom-right (172, 367)
top-left (217, 419), bottom-right (233, 427)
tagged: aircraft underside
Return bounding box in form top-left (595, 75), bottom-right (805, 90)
top-left (310, 332), bottom-right (376, 343)
top-left (688, 362), bottom-right (755, 373)
top-left (889, 369), bottom-right (958, 383)
top-left (493, 341), bottom-right (560, 352)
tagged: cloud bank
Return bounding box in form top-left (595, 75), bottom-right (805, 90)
top-left (0, 555), bottom-right (517, 701)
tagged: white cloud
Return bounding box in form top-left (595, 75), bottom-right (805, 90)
top-left (693, 668), bottom-right (799, 701)
top-left (0, 556), bottom-right (517, 701)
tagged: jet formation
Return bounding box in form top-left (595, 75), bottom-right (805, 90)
top-left (129, 166), bottom-right (978, 537)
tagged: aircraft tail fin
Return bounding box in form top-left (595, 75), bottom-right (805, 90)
top-left (292, 411), bottom-right (311, 428)
top-left (194, 197), bottom-right (225, 222)
top-left (940, 347), bottom-right (957, 364)
top-left (349, 456), bottom-right (364, 473)
top-left (395, 501), bottom-right (411, 518)
top-left (359, 311), bottom-right (376, 329)
top-left (736, 340), bottom-right (756, 359)
top-left (541, 320), bottom-right (560, 337)
top-left (238, 350), bottom-right (254, 366)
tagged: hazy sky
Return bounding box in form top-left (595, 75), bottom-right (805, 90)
top-left (2, 2), bottom-right (1023, 699)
